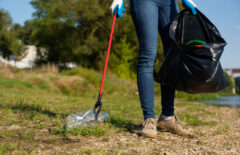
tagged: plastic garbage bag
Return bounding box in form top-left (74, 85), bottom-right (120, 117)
top-left (155, 9), bottom-right (229, 94)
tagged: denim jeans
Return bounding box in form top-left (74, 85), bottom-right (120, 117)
top-left (130, 0), bottom-right (179, 120)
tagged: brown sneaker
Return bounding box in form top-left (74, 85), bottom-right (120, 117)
top-left (157, 115), bottom-right (193, 137)
top-left (142, 118), bottom-right (157, 138)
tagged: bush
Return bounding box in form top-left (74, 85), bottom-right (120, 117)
top-left (218, 72), bottom-right (235, 95)
top-left (235, 76), bottom-right (240, 94)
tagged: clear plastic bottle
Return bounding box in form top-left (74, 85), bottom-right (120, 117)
top-left (65, 110), bottom-right (108, 129)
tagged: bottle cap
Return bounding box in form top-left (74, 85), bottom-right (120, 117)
top-left (104, 113), bottom-right (108, 119)
top-left (186, 40), bottom-right (207, 47)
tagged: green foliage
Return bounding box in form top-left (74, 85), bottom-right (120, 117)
top-left (0, 0), bottom-right (187, 81)
top-left (28, 0), bottom-right (139, 70)
top-left (235, 76), bottom-right (240, 94)
top-left (12, 21), bottom-right (35, 45)
top-left (219, 72), bottom-right (235, 95)
top-left (0, 9), bottom-right (23, 57)
top-left (27, 0), bottom-right (147, 79)
top-left (111, 35), bottom-right (137, 79)
top-left (0, 9), bottom-right (12, 30)
top-left (0, 0), bottom-right (171, 80)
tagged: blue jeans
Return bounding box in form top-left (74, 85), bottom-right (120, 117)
top-left (130, 0), bottom-right (179, 120)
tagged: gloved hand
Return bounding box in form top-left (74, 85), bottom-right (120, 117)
top-left (181, 0), bottom-right (197, 15)
top-left (110, 0), bottom-right (126, 18)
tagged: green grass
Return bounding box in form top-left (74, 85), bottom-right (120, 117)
top-left (0, 131), bottom-right (14, 138)
top-left (0, 78), bottom-right (34, 89)
top-left (175, 91), bottom-right (220, 101)
top-left (105, 114), bottom-right (141, 132)
top-left (0, 66), bottom-right (234, 154)
top-left (8, 100), bottom-right (56, 118)
top-left (0, 143), bottom-right (19, 154)
top-left (31, 78), bottom-right (51, 90)
top-left (186, 106), bottom-right (215, 115)
top-left (175, 102), bottom-right (193, 107)
top-left (79, 148), bottom-right (107, 155)
top-left (61, 67), bottom-right (138, 97)
top-left (213, 123), bottom-right (229, 136)
top-left (176, 102), bottom-right (216, 116)
top-left (18, 131), bottom-right (35, 140)
top-left (53, 124), bottom-right (109, 137)
top-left (53, 114), bottom-right (140, 137)
top-left (62, 67), bottom-right (105, 87)
top-left (198, 141), bottom-right (209, 145)
top-left (223, 141), bottom-right (233, 148)
top-left (177, 113), bottom-right (217, 126)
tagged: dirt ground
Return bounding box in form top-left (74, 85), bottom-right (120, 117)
top-left (3, 104), bottom-right (238, 155)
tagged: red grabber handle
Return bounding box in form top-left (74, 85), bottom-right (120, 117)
top-left (94, 9), bottom-right (118, 119)
top-left (99, 15), bottom-right (117, 95)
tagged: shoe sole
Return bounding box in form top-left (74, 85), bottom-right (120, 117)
top-left (142, 132), bottom-right (157, 138)
top-left (158, 123), bottom-right (194, 138)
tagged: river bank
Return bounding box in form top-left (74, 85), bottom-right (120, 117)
top-left (199, 96), bottom-right (240, 109)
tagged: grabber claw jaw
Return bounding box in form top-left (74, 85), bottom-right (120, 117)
top-left (93, 94), bottom-right (102, 120)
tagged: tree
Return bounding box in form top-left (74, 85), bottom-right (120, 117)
top-left (0, 9), bottom-right (23, 58)
top-left (109, 35), bottom-right (137, 79)
top-left (29, 0), bottom-right (165, 77)
top-left (11, 21), bottom-right (35, 45)
top-left (235, 76), bottom-right (240, 94)
top-left (218, 72), bottom-right (235, 95)
top-left (28, 0), bottom-right (170, 79)
top-left (0, 9), bottom-right (12, 30)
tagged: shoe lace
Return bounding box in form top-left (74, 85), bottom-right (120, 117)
top-left (174, 116), bottom-right (193, 137)
top-left (143, 118), bottom-right (155, 127)
top-left (175, 116), bottom-right (183, 126)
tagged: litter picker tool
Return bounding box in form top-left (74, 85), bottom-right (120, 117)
top-left (65, 10), bottom-right (118, 129)
top-left (93, 9), bottom-right (118, 119)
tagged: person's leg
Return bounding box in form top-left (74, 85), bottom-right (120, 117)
top-left (130, 0), bottom-right (159, 120)
top-left (157, 1), bottom-right (193, 137)
top-left (158, 0), bottom-right (179, 117)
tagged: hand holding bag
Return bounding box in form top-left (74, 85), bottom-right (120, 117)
top-left (155, 9), bottom-right (229, 94)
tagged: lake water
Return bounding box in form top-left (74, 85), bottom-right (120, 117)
top-left (199, 96), bottom-right (240, 108)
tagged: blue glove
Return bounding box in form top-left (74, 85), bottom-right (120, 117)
top-left (181, 0), bottom-right (197, 15)
top-left (110, 0), bottom-right (126, 18)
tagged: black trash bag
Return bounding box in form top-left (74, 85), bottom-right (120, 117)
top-left (155, 9), bottom-right (229, 94)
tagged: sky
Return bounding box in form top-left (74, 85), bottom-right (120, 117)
top-left (0, 0), bottom-right (239, 69)
top-left (0, 0), bottom-right (34, 24)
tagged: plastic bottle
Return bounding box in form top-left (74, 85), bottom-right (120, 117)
top-left (186, 39), bottom-right (207, 47)
top-left (65, 110), bottom-right (108, 129)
